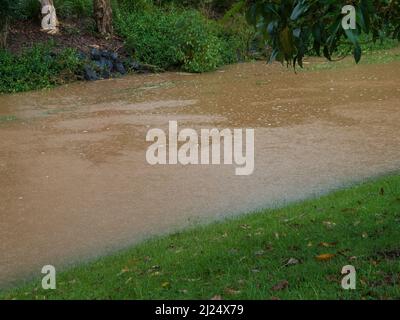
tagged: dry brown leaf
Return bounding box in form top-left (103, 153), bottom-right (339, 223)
top-left (315, 253), bottom-right (336, 261)
top-left (224, 288), bottom-right (241, 295)
top-left (271, 280), bottom-right (289, 291)
top-left (117, 267), bottom-right (130, 276)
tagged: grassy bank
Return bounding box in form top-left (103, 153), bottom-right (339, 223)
top-left (2, 174), bottom-right (400, 300)
top-left (308, 46), bottom-right (400, 72)
top-left (1, 0), bottom-right (253, 94)
top-left (0, 43), bottom-right (82, 94)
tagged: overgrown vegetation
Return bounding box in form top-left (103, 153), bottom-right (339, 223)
top-left (115, 8), bottom-right (252, 72)
top-left (246, 0), bottom-right (400, 68)
top-left (0, 0), bottom-right (253, 93)
top-left (1, 0), bottom-right (399, 93)
top-left (2, 174), bottom-right (400, 299)
top-left (0, 43), bottom-right (81, 93)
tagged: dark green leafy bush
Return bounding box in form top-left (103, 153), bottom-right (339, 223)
top-left (246, 0), bottom-right (400, 68)
top-left (0, 44), bottom-right (82, 94)
top-left (116, 8), bottom-right (251, 72)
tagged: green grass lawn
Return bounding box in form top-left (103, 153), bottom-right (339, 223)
top-left (2, 174), bottom-right (400, 300)
top-left (306, 46), bottom-right (400, 71)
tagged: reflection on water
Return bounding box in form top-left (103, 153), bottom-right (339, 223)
top-left (1, 61), bottom-right (400, 288)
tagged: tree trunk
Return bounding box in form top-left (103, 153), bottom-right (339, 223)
top-left (93, 0), bottom-right (113, 36)
top-left (40, 0), bottom-right (59, 34)
top-left (0, 17), bottom-right (8, 49)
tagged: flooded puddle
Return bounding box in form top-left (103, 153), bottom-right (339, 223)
top-left (1, 61), bottom-right (400, 287)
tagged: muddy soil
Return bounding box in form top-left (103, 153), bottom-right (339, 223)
top-left (1, 60), bottom-right (400, 288)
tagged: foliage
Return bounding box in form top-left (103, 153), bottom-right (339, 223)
top-left (11, 0), bottom-right (40, 20)
top-left (0, 0), bottom-right (11, 30)
top-left (116, 0), bottom-right (153, 13)
top-left (11, 0), bottom-right (93, 20)
top-left (0, 43), bottom-right (82, 94)
top-left (0, 0), bottom-right (12, 18)
top-left (335, 33), bottom-right (399, 57)
top-left (214, 14), bottom-right (254, 64)
top-left (155, 0), bottom-right (243, 17)
top-left (245, 0), bottom-right (400, 68)
top-left (55, 0), bottom-right (93, 18)
top-left (116, 8), bottom-right (250, 72)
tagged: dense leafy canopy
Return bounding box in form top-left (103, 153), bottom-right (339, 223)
top-left (245, 0), bottom-right (400, 67)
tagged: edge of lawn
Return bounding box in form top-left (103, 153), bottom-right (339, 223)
top-left (1, 172), bottom-right (400, 300)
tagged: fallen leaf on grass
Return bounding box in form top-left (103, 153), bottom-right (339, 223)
top-left (254, 250), bottom-right (265, 257)
top-left (284, 258), bottom-right (300, 267)
top-left (315, 254), bottom-right (336, 261)
top-left (117, 267), bottom-right (130, 276)
top-left (224, 288), bottom-right (241, 295)
top-left (271, 280), bottom-right (289, 291)
top-left (125, 277), bottom-right (132, 284)
top-left (211, 295), bottom-right (222, 300)
top-left (323, 221), bottom-right (336, 229)
top-left (161, 282), bottom-right (170, 288)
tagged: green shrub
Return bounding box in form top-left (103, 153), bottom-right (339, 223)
top-left (0, 43), bottom-right (82, 94)
top-left (12, 0), bottom-right (40, 20)
top-left (11, 0), bottom-right (93, 20)
top-left (55, 0), bottom-right (93, 18)
top-left (116, 8), bottom-right (250, 72)
top-left (214, 13), bottom-right (254, 64)
top-left (116, 0), bottom-right (153, 13)
top-left (154, 0), bottom-right (241, 17)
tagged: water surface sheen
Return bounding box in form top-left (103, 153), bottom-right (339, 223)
top-left (1, 61), bottom-right (400, 287)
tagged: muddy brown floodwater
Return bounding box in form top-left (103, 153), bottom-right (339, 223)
top-left (1, 60), bottom-right (400, 288)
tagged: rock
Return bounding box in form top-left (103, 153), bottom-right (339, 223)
top-left (90, 48), bottom-right (101, 61)
top-left (83, 65), bottom-right (99, 81)
top-left (129, 60), bottom-right (142, 71)
top-left (94, 57), bottom-right (113, 71)
top-left (100, 50), bottom-right (112, 59)
top-left (110, 52), bottom-right (119, 61)
top-left (103, 57), bottom-right (114, 71)
top-left (114, 62), bottom-right (126, 75)
top-left (83, 49), bottom-right (146, 81)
